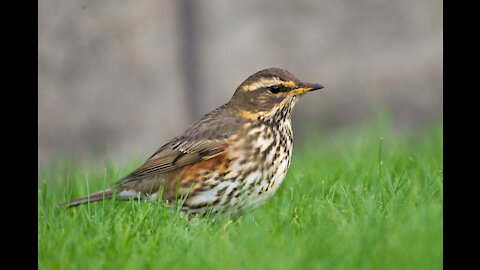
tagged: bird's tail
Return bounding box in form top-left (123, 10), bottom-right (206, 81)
top-left (58, 188), bottom-right (114, 208)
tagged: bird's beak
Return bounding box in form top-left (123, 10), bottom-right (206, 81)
top-left (291, 82), bottom-right (324, 96)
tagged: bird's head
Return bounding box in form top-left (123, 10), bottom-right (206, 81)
top-left (230, 68), bottom-right (324, 121)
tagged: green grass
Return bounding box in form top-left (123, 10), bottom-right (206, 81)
top-left (38, 120), bottom-right (443, 270)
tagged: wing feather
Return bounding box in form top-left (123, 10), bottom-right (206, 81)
top-left (114, 104), bottom-right (239, 186)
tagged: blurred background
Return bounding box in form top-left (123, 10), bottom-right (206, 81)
top-left (38, 0), bottom-right (443, 168)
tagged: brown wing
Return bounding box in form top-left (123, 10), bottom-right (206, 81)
top-left (114, 104), bottom-right (240, 186)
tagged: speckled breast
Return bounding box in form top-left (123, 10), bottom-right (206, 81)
top-left (181, 117), bottom-right (294, 216)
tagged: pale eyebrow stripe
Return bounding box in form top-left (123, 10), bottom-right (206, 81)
top-left (241, 77), bottom-right (287, 91)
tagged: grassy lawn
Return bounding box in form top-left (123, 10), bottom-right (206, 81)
top-left (38, 119), bottom-right (443, 270)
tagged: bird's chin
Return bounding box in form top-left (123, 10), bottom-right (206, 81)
top-left (291, 95), bottom-right (301, 103)
top-left (286, 95), bottom-right (300, 110)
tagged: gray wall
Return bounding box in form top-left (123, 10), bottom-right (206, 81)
top-left (38, 0), bottom-right (443, 167)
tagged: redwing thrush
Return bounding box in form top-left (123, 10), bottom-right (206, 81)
top-left (60, 68), bottom-right (323, 216)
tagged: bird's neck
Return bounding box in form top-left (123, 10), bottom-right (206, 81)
top-left (236, 96), bottom-right (298, 125)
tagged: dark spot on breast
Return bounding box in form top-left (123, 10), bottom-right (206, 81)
top-left (247, 181), bottom-right (255, 191)
top-left (261, 143), bottom-right (275, 160)
top-left (227, 187), bottom-right (238, 201)
top-left (212, 197), bottom-right (221, 206)
top-left (217, 186), bottom-right (228, 197)
top-left (272, 153), bottom-right (278, 163)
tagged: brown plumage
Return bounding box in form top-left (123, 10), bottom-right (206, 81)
top-left (59, 68), bottom-right (324, 217)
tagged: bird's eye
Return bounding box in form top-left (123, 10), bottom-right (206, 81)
top-left (268, 85), bottom-right (284, 94)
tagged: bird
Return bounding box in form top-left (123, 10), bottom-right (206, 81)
top-left (59, 68), bottom-right (324, 217)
